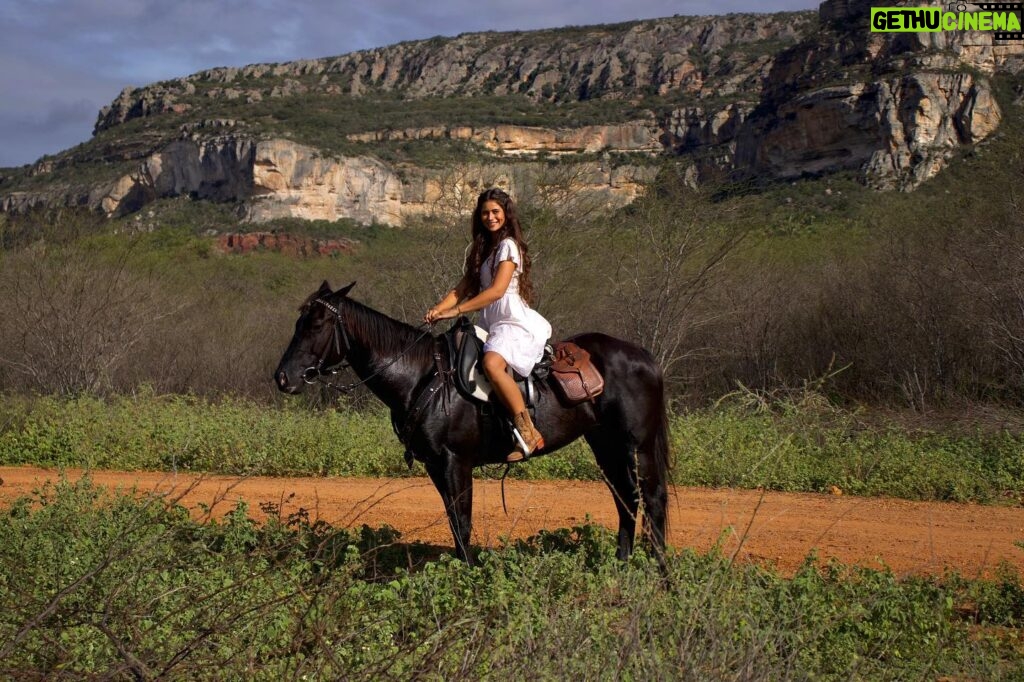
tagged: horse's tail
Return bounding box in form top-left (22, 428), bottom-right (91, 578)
top-left (652, 394), bottom-right (672, 482)
top-left (647, 358), bottom-right (672, 482)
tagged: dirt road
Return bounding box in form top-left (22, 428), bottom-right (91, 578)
top-left (2, 466), bottom-right (1022, 577)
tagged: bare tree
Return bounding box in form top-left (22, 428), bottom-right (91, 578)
top-left (611, 173), bottom-right (747, 386)
top-left (0, 238), bottom-right (181, 395)
top-left (515, 162), bottom-right (616, 317)
top-left (951, 218), bottom-right (1024, 397)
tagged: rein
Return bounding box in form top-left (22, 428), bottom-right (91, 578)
top-left (302, 298), bottom-right (433, 394)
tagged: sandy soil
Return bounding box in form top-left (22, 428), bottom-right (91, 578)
top-left (2, 466), bottom-right (1022, 577)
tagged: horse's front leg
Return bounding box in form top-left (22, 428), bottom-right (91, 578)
top-left (425, 450), bottom-right (475, 564)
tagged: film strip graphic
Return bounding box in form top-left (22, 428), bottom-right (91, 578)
top-left (973, 1), bottom-right (1023, 40)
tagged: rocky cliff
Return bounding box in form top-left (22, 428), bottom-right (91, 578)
top-left (728, 0), bottom-right (1019, 189)
top-left (2, 0), bottom-right (1022, 225)
top-left (92, 13), bottom-right (813, 133)
top-left (0, 135), bottom-right (657, 224)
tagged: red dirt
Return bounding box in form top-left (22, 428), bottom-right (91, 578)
top-left (2, 466), bottom-right (1023, 577)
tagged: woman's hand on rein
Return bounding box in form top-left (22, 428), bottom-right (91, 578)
top-left (424, 306), bottom-right (459, 324)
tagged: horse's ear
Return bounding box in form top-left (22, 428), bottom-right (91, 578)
top-left (318, 280), bottom-right (332, 295)
top-left (337, 281), bottom-right (356, 297)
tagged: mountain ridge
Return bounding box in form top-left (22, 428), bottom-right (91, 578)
top-left (93, 9), bottom-right (815, 134)
top-left (2, 0), bottom-right (1022, 226)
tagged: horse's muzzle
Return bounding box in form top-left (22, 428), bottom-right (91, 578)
top-left (274, 369), bottom-right (301, 394)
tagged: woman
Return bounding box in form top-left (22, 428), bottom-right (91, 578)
top-left (425, 188), bottom-right (552, 462)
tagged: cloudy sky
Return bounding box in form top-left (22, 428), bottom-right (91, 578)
top-left (0, 0), bottom-right (819, 168)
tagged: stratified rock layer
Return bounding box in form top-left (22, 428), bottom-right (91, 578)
top-left (3, 0), bottom-right (1022, 223)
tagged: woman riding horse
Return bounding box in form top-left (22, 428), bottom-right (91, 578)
top-left (274, 201), bottom-right (670, 566)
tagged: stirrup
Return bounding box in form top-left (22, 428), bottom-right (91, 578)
top-left (507, 426), bottom-right (530, 462)
top-left (506, 425), bottom-right (541, 463)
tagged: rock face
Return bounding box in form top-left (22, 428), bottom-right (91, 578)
top-left (3, 0), bottom-right (1024, 224)
top-left (9, 137), bottom-right (656, 225)
top-left (735, 72), bottom-right (1001, 190)
top-left (346, 120), bottom-right (663, 156)
top-left (664, 0), bottom-right (1019, 189)
top-left (145, 137), bottom-right (256, 202)
top-left (0, 135), bottom-right (257, 217)
top-left (216, 232), bottom-right (357, 256)
top-left (242, 140), bottom-right (657, 225)
top-left (245, 141), bottom-right (405, 224)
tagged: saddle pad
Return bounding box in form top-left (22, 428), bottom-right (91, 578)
top-left (458, 323), bottom-right (490, 403)
top-left (550, 342), bottom-right (604, 404)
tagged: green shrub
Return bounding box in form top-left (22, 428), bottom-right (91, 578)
top-left (0, 478), bottom-right (1019, 679)
top-left (1, 394), bottom-right (1022, 504)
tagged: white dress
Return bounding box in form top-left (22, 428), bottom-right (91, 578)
top-left (479, 238), bottom-right (552, 377)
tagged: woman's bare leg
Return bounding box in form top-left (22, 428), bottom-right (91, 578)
top-left (482, 351), bottom-right (525, 415)
top-left (482, 351), bottom-right (543, 461)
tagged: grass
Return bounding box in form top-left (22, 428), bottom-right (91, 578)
top-left (0, 475), bottom-right (1020, 679)
top-left (1, 392), bottom-right (1021, 504)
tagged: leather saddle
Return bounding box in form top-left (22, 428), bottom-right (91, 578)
top-left (444, 316), bottom-right (549, 408)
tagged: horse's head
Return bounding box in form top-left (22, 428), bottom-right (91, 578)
top-left (274, 280), bottom-right (356, 394)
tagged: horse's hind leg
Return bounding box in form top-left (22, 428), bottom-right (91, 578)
top-left (584, 429), bottom-right (640, 561)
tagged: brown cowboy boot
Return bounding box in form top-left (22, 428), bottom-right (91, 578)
top-left (507, 410), bottom-right (545, 463)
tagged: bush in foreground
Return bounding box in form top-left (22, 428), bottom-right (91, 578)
top-left (0, 477), bottom-right (1021, 679)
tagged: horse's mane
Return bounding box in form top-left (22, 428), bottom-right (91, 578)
top-left (342, 297), bottom-right (435, 367)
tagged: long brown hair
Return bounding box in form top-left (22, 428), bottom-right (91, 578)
top-left (464, 188), bottom-right (535, 305)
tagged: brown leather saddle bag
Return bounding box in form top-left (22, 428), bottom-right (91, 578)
top-left (550, 341), bottom-right (604, 404)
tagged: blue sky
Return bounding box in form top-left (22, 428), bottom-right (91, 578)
top-left (0, 0), bottom-right (819, 168)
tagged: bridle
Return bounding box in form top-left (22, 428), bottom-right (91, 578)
top-left (301, 297), bottom-right (433, 393)
top-left (300, 298), bottom-right (350, 385)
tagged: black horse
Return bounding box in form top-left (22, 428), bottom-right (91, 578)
top-left (274, 281), bottom-right (670, 564)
